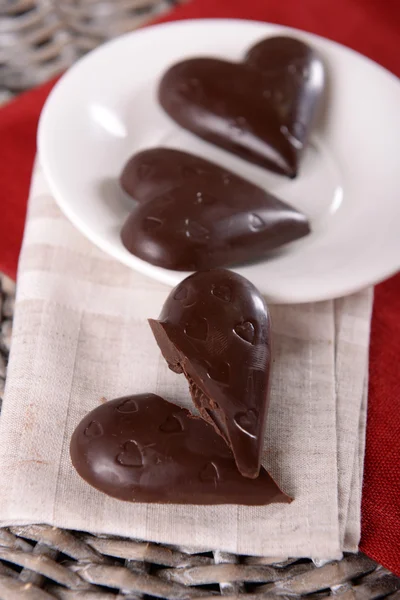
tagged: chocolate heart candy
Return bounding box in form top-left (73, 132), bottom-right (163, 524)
top-left (70, 393), bottom-right (291, 505)
top-left (120, 148), bottom-right (310, 271)
top-left (149, 269), bottom-right (271, 479)
top-left (158, 36), bottom-right (324, 177)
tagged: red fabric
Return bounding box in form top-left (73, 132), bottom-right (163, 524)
top-left (0, 79), bottom-right (58, 280)
top-left (361, 277), bottom-right (400, 573)
top-left (0, 0), bottom-right (399, 575)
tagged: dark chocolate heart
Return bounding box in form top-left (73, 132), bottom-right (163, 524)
top-left (158, 36), bottom-right (324, 177)
top-left (70, 394), bottom-right (291, 505)
top-left (120, 148), bottom-right (310, 271)
top-left (149, 269), bottom-right (271, 479)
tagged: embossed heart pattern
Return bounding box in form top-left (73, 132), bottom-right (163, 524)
top-left (120, 148), bottom-right (310, 271)
top-left (159, 36), bottom-right (325, 178)
top-left (70, 270), bottom-right (291, 504)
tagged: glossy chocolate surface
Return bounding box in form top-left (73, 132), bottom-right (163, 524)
top-left (149, 269), bottom-right (271, 479)
top-left (158, 36), bottom-right (324, 177)
top-left (120, 147), bottom-right (217, 203)
top-left (70, 393), bottom-right (290, 505)
top-left (245, 36), bottom-right (324, 159)
top-left (120, 148), bottom-right (310, 271)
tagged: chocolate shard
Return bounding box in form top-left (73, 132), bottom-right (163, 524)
top-left (70, 393), bottom-right (291, 505)
top-left (158, 36), bottom-right (324, 178)
top-left (120, 148), bottom-right (310, 271)
top-left (149, 269), bottom-right (271, 479)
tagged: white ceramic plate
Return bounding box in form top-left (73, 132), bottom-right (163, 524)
top-left (38, 19), bottom-right (400, 303)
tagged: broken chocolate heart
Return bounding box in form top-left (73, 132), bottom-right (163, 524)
top-left (149, 269), bottom-right (271, 479)
top-left (70, 393), bottom-right (291, 505)
top-left (120, 148), bottom-right (310, 271)
top-left (158, 36), bottom-right (324, 177)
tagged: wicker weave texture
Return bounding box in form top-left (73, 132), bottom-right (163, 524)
top-left (0, 273), bottom-right (399, 597)
top-left (0, 0), bottom-right (183, 92)
top-left (0, 523), bottom-right (399, 599)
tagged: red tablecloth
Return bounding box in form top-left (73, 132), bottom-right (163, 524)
top-left (0, 0), bottom-right (399, 575)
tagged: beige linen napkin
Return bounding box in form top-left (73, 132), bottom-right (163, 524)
top-left (0, 163), bottom-right (372, 559)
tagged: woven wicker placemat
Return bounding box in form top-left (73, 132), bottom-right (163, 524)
top-left (0, 279), bottom-right (399, 598)
top-left (0, 0), bottom-right (184, 93)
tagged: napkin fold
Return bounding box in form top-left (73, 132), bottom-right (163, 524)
top-left (0, 163), bottom-right (372, 559)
